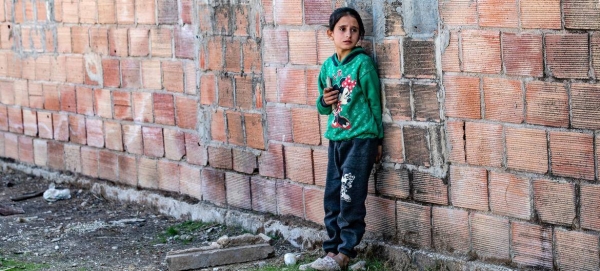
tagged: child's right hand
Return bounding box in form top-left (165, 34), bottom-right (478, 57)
top-left (323, 87), bottom-right (339, 106)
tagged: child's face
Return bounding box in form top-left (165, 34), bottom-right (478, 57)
top-left (328, 15), bottom-right (361, 58)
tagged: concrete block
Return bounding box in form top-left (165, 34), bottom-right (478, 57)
top-left (166, 243), bottom-right (274, 271)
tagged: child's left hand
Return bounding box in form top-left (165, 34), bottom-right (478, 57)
top-left (375, 145), bottom-right (382, 163)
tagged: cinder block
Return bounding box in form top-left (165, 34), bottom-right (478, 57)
top-left (549, 131), bottom-right (594, 180)
top-left (489, 171), bottom-right (531, 220)
top-left (450, 166), bottom-right (488, 211)
top-left (525, 81), bottom-right (568, 128)
top-left (166, 243), bottom-right (274, 271)
top-left (533, 178), bottom-right (576, 225)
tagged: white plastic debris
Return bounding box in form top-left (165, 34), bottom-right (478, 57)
top-left (43, 183), bottom-right (71, 202)
top-left (284, 253), bottom-right (300, 266)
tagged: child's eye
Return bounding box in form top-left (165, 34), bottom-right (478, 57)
top-left (339, 27), bottom-right (346, 31)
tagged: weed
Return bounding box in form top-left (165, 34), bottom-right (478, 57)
top-left (155, 220), bottom-right (215, 244)
top-left (0, 256), bottom-right (50, 271)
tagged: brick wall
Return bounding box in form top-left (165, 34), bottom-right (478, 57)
top-left (2, 0), bottom-right (599, 269)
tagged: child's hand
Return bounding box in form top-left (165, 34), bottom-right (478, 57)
top-left (323, 87), bottom-right (339, 105)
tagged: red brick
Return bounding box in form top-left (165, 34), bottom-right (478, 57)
top-left (304, 186), bottom-right (324, 225)
top-left (232, 149), bottom-right (257, 174)
top-left (14, 80), bottom-right (29, 107)
top-left (396, 202), bottom-right (431, 248)
top-left (288, 30), bottom-right (317, 65)
top-left (109, 28), bottom-right (128, 57)
top-left (465, 122), bottom-right (503, 167)
top-left (50, 56), bottom-right (67, 82)
top-left (273, 0), bottom-right (302, 25)
top-left (60, 0), bottom-right (78, 23)
top-left (404, 40), bottom-right (436, 78)
top-left (211, 109), bottom-right (226, 142)
top-left (3, 132), bottom-right (17, 160)
top-left (376, 165), bottom-right (409, 198)
top-left (317, 30), bottom-right (336, 65)
top-left (520, 0), bottom-right (560, 28)
top-left (79, 0), bottom-right (97, 23)
top-left (57, 26), bottom-right (72, 53)
top-left (502, 33), bottom-right (543, 77)
top-left (37, 111), bottom-right (54, 139)
top-left (450, 166), bottom-right (488, 211)
top-left (365, 196), bottom-right (396, 238)
top-left (201, 168), bottom-right (226, 207)
top-left (81, 146), bottom-right (99, 178)
top-left (140, 60), bottom-right (161, 90)
top-left (462, 30), bottom-right (501, 74)
top-left (306, 68), bottom-right (320, 106)
top-left (185, 133), bottom-right (207, 166)
top-left (41, 84), bottom-right (59, 111)
top-left (53, 113), bottom-right (69, 141)
top-left (87, 28), bottom-right (107, 56)
top-left (444, 75), bottom-right (480, 119)
top-left (63, 144), bottom-right (81, 173)
top-left (29, 83), bottom-right (43, 106)
top-left (413, 83), bottom-right (439, 121)
top-left (572, 83), bottom-right (600, 129)
top-left (470, 213), bottom-right (509, 260)
top-left (184, 61), bottom-right (197, 95)
top-left (412, 171), bottom-right (447, 205)
top-left (8, 106), bottom-right (23, 134)
top-left (477, 0), bottom-right (518, 27)
top-left (133, 92), bottom-right (152, 122)
top-left (86, 118), bottom-right (104, 148)
top-left (98, 150), bottom-right (118, 182)
top-left (291, 108), bottom-right (320, 145)
top-left (129, 28), bottom-right (149, 57)
top-left (581, 184), bottom-right (600, 231)
top-left (175, 25), bottom-right (194, 59)
top-left (153, 93), bottom-right (175, 125)
top-left (180, 0), bottom-right (193, 24)
top-left (483, 77), bottom-right (523, 123)
top-left (92, 88), bottom-right (111, 118)
top-left (118, 154), bottom-right (137, 187)
top-left (259, 143), bottom-right (285, 179)
top-left (47, 141), bottom-right (65, 170)
top-left (102, 59), bottom-right (120, 88)
top-left (138, 157), bottom-right (158, 189)
top-left (151, 28), bottom-right (172, 57)
top-left (432, 207), bottom-right (469, 254)
top-left (550, 131), bottom-right (594, 180)
top-left (276, 180), bottom-right (304, 217)
top-left (555, 228), bottom-right (599, 271)
top-left (245, 113), bottom-right (265, 150)
top-left (226, 172), bottom-right (252, 210)
top-left (243, 39), bottom-right (261, 73)
top-left (439, 0), bottom-right (477, 26)
top-left (0, 105), bottom-right (6, 131)
top-left (224, 38), bottom-right (241, 73)
top-left (7, 53), bottom-right (22, 78)
top-left (303, 0), bottom-right (331, 24)
top-left (546, 34), bottom-right (589, 79)
top-left (279, 67), bottom-right (306, 104)
top-left (75, 86), bottom-right (93, 116)
top-left (285, 145), bottom-right (313, 184)
top-left (33, 139), bottom-right (47, 167)
top-left (0, 80), bottom-right (13, 105)
top-left (68, 115), bottom-right (86, 144)
top-left (123, 124), bottom-right (143, 155)
top-left (488, 171), bottom-right (531, 220)
top-left (21, 57), bottom-right (35, 80)
top-left (116, 0), bottom-right (134, 24)
top-left (594, 34), bottom-right (600, 78)
top-left (113, 91), bottom-right (132, 121)
top-left (206, 37), bottom-right (223, 71)
top-left (564, 0), bottom-right (600, 29)
top-left (44, 28), bottom-right (54, 52)
top-left (22, 109), bottom-right (37, 136)
top-left (135, 0), bottom-right (156, 24)
top-left (313, 148), bottom-right (328, 187)
top-left (251, 177), bottom-right (277, 214)
top-left (446, 120), bottom-right (465, 164)
top-left (98, 0), bottom-right (116, 24)
top-left (158, 160), bottom-right (180, 192)
top-left (179, 163), bottom-right (201, 199)
top-left (234, 75), bottom-right (252, 110)
top-left (505, 127), bottom-right (547, 174)
top-left (157, 0), bottom-right (177, 24)
top-left (375, 40), bottom-right (401, 79)
top-left (66, 55), bottom-right (84, 84)
top-left (403, 126), bottom-right (431, 166)
top-left (232, 5), bottom-right (249, 36)
top-left (71, 26), bottom-right (90, 54)
top-left (18, 136), bottom-right (34, 164)
top-left (162, 60), bottom-right (183, 93)
top-left (262, 29), bottom-right (288, 64)
top-left (200, 73), bottom-right (216, 105)
top-left (35, 55), bottom-right (51, 81)
top-left (511, 222), bottom-right (553, 269)
top-left (163, 128), bottom-right (185, 161)
top-left (208, 146), bottom-right (232, 169)
top-left (121, 59), bottom-right (141, 88)
top-left (525, 81), bottom-right (569, 127)
top-left (104, 121), bottom-right (123, 151)
top-left (175, 96), bottom-right (197, 130)
top-left (267, 105), bottom-right (292, 143)
top-left (264, 67), bottom-right (278, 102)
top-left (142, 126), bottom-right (164, 158)
top-left (533, 178), bottom-right (576, 225)
top-left (217, 75), bottom-right (234, 108)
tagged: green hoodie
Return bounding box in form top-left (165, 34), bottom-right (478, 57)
top-left (316, 47), bottom-right (383, 142)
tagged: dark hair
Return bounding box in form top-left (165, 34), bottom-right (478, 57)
top-left (328, 7), bottom-right (365, 39)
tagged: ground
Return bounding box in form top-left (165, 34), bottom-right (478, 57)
top-left (0, 167), bottom-right (315, 271)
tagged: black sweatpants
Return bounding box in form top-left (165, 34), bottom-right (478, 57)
top-left (322, 138), bottom-right (378, 258)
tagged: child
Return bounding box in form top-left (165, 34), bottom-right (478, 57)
top-left (310, 6), bottom-right (383, 271)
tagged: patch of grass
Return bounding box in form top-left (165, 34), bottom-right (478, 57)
top-left (155, 220), bottom-right (214, 244)
top-left (0, 256), bottom-right (50, 270)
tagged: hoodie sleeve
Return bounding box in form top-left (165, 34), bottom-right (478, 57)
top-left (359, 63), bottom-right (384, 141)
top-left (316, 68), bottom-right (333, 115)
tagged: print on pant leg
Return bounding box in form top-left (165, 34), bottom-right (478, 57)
top-left (340, 173), bottom-right (355, 202)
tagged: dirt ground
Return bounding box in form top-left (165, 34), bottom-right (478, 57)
top-left (0, 167), bottom-right (308, 271)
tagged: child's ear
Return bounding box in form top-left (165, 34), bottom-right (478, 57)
top-left (327, 29), bottom-right (333, 39)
